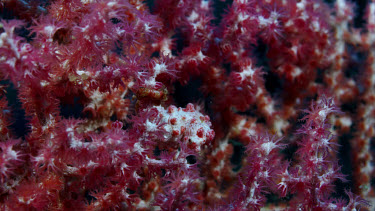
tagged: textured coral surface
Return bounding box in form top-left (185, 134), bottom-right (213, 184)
top-left (0, 0), bottom-right (374, 210)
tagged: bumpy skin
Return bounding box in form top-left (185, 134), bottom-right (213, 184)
top-left (0, 0), bottom-right (374, 210)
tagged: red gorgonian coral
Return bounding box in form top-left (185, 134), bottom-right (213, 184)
top-left (0, 0), bottom-right (374, 210)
